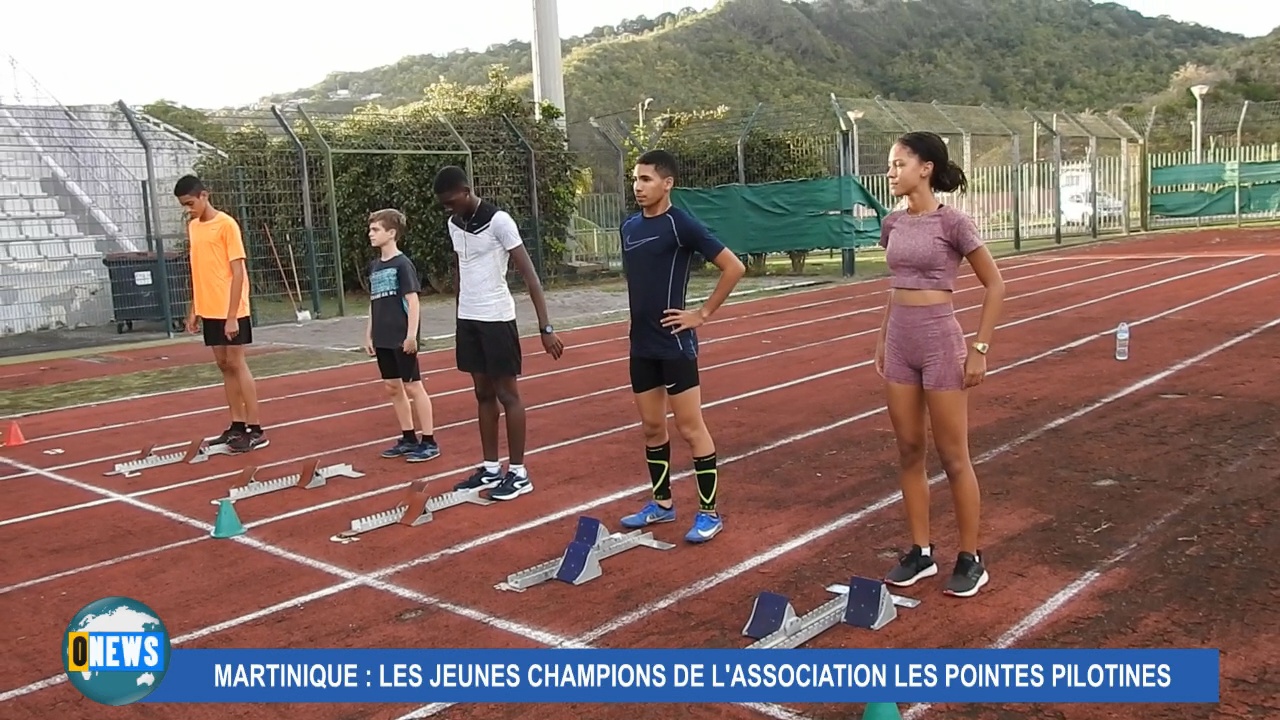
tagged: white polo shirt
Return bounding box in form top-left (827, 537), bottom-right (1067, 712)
top-left (448, 200), bottom-right (523, 322)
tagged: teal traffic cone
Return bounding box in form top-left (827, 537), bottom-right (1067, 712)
top-left (861, 703), bottom-right (902, 720)
top-left (211, 498), bottom-right (245, 538)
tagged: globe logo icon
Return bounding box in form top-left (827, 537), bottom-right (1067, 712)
top-left (63, 596), bottom-right (171, 706)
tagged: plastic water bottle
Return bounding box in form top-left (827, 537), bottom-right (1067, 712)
top-left (1115, 322), bottom-right (1129, 361)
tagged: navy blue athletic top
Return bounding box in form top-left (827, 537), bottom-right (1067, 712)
top-left (620, 205), bottom-right (728, 360)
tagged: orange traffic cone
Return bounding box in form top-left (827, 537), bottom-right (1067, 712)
top-left (1, 421), bottom-right (24, 448)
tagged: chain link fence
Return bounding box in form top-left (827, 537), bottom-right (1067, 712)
top-left (5, 45), bottom-right (1279, 351)
top-left (1128, 99), bottom-right (1280, 229)
top-left (567, 96), bottom-right (1150, 263)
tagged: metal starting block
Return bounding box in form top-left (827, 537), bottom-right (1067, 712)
top-left (209, 460), bottom-right (364, 505)
top-left (329, 481), bottom-right (493, 543)
top-left (496, 516), bottom-right (675, 592)
top-left (742, 576), bottom-right (916, 649)
top-left (104, 437), bottom-right (228, 478)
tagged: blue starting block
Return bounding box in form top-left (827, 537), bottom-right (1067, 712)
top-left (742, 576), bottom-right (918, 649)
top-left (497, 516), bottom-right (675, 592)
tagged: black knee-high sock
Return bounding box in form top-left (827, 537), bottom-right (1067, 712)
top-left (646, 442), bottom-right (672, 503)
top-left (694, 452), bottom-right (718, 513)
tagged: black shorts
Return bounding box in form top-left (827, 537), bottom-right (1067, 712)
top-left (202, 316), bottom-right (252, 346)
top-left (630, 355), bottom-right (700, 396)
top-left (374, 347), bottom-right (421, 382)
top-left (456, 318), bottom-right (522, 378)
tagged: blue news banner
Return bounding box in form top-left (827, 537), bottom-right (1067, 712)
top-left (142, 649), bottom-right (1221, 704)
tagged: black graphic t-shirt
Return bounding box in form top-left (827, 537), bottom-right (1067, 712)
top-left (368, 252), bottom-right (422, 348)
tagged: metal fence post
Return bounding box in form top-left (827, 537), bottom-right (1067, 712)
top-left (270, 104), bottom-right (322, 316)
top-left (1025, 109), bottom-right (1062, 244)
top-left (118, 100), bottom-right (176, 338)
top-left (500, 114), bottom-right (544, 278)
top-left (294, 106), bottom-right (346, 316)
top-left (1235, 101), bottom-right (1250, 228)
top-left (829, 94), bottom-right (856, 277)
top-left (588, 117), bottom-right (628, 227)
top-left (735, 103), bottom-right (763, 184)
top-left (982, 104), bottom-right (1022, 251)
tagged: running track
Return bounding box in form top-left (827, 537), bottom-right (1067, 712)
top-left (2, 227), bottom-right (1277, 720)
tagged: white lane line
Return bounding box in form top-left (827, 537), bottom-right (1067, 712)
top-left (898, 432), bottom-right (1279, 720)
top-left (0, 258), bottom-right (1145, 508)
top-left (3, 258), bottom-right (1266, 688)
top-left (4, 277), bottom-right (881, 422)
top-left (0, 453), bottom-right (585, 705)
top-left (11, 267), bottom-right (1272, 598)
top-left (390, 305), bottom-right (1280, 720)
top-left (15, 257), bottom-right (1107, 447)
top-left (568, 283), bottom-right (1280, 646)
top-left (4, 266), bottom-right (1263, 709)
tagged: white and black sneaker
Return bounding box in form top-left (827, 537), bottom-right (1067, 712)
top-left (488, 470), bottom-right (532, 501)
top-left (454, 467), bottom-right (503, 492)
top-left (885, 544), bottom-right (938, 587)
top-left (944, 551), bottom-right (989, 598)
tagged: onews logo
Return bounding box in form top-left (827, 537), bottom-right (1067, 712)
top-left (63, 597), bottom-right (171, 706)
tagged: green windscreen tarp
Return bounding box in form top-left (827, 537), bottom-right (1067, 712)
top-left (1149, 184), bottom-right (1280, 218)
top-left (1149, 160), bottom-right (1280, 217)
top-left (1151, 160), bottom-right (1280, 187)
top-left (670, 176), bottom-right (887, 254)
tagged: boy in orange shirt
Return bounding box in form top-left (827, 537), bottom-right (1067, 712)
top-left (173, 175), bottom-right (267, 453)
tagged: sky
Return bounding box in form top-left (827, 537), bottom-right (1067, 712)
top-left (1, 0), bottom-right (1275, 110)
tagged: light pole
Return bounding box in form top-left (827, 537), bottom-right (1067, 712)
top-left (638, 97), bottom-right (654, 128)
top-left (1190, 84), bottom-right (1210, 164)
top-left (531, 0), bottom-right (567, 130)
top-left (845, 109), bottom-right (864, 176)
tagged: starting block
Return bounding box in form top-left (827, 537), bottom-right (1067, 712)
top-left (329, 481), bottom-right (493, 543)
top-left (496, 516), bottom-right (675, 592)
top-left (742, 576), bottom-right (916, 649)
top-left (209, 460), bottom-right (364, 505)
top-left (104, 437), bottom-right (230, 478)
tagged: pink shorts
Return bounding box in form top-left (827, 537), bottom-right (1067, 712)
top-left (882, 302), bottom-right (966, 391)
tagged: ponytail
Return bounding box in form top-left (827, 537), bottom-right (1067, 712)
top-left (932, 161), bottom-right (968, 194)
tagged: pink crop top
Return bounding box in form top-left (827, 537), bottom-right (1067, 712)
top-left (878, 204), bottom-right (984, 291)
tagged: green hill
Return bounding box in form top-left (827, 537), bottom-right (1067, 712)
top-left (264, 0), bottom-right (1253, 122)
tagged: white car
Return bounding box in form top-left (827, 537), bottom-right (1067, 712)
top-left (1061, 191), bottom-right (1124, 226)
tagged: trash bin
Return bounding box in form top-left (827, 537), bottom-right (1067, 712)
top-left (102, 251), bottom-right (191, 334)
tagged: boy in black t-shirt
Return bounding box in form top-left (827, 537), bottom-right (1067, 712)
top-left (363, 209), bottom-right (440, 462)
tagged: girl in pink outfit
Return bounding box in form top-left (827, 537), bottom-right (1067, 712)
top-left (874, 131), bottom-right (1006, 599)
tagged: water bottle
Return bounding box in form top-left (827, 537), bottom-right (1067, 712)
top-left (1115, 322), bottom-right (1129, 361)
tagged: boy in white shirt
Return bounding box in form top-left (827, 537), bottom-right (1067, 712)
top-left (432, 166), bottom-right (564, 501)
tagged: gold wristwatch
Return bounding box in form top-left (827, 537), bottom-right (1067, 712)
top-left (972, 342), bottom-right (989, 355)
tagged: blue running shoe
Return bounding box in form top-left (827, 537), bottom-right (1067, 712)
top-left (406, 440), bottom-right (441, 463)
top-left (685, 512), bottom-right (722, 543)
top-left (620, 500), bottom-right (675, 529)
top-left (381, 438), bottom-right (417, 459)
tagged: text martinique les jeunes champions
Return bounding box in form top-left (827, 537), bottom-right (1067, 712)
top-left (213, 661), bottom-right (1174, 690)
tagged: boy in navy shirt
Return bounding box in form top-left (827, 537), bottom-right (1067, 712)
top-left (617, 149), bottom-right (745, 543)
top-left (363, 209), bottom-right (440, 463)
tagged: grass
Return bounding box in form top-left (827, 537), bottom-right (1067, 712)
top-left (0, 348), bottom-right (362, 416)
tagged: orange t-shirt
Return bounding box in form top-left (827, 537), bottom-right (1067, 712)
top-left (188, 211), bottom-right (251, 320)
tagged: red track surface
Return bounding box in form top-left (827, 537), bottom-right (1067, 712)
top-left (0, 341), bottom-right (285, 392)
top-left (0, 228), bottom-right (1277, 720)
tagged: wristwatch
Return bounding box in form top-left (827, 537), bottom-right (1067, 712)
top-left (540, 324), bottom-right (554, 335)
top-left (972, 342), bottom-right (989, 355)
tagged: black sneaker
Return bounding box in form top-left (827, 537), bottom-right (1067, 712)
top-left (884, 544), bottom-right (938, 587)
top-left (454, 466), bottom-right (503, 492)
top-left (944, 551), bottom-right (989, 597)
top-left (488, 470), bottom-right (532, 501)
top-left (246, 428), bottom-right (269, 450)
top-left (228, 428), bottom-right (269, 453)
top-left (381, 438), bottom-right (418, 459)
top-left (211, 425), bottom-right (240, 446)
